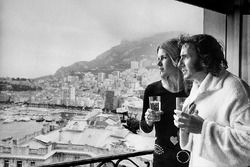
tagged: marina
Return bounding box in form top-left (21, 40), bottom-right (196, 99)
top-left (0, 105), bottom-right (64, 140)
top-left (0, 120), bottom-right (44, 140)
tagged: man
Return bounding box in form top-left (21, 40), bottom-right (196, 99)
top-left (174, 34), bottom-right (250, 167)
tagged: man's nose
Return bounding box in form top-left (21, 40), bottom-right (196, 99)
top-left (177, 58), bottom-right (183, 68)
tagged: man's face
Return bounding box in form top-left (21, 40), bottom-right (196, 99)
top-left (178, 43), bottom-right (203, 80)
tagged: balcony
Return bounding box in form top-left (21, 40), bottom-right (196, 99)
top-left (37, 149), bottom-right (154, 167)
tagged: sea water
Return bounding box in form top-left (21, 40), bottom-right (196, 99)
top-left (0, 120), bottom-right (44, 140)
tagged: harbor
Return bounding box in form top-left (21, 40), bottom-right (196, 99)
top-left (0, 105), bottom-right (67, 141)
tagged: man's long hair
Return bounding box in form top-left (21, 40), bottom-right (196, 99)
top-left (178, 34), bottom-right (228, 76)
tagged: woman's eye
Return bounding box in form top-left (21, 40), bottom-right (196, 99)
top-left (161, 56), bottom-right (167, 60)
top-left (157, 56), bottom-right (168, 61)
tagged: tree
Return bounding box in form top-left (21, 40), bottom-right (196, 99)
top-left (124, 117), bottom-right (140, 134)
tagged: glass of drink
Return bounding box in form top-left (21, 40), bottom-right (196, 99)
top-left (176, 97), bottom-right (187, 111)
top-left (149, 96), bottom-right (161, 122)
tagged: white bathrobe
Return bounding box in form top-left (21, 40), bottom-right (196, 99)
top-left (180, 70), bottom-right (250, 167)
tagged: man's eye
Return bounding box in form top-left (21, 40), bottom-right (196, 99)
top-left (175, 56), bottom-right (181, 62)
top-left (179, 55), bottom-right (186, 60)
top-left (182, 55), bottom-right (187, 59)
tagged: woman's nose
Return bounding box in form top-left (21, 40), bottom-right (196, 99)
top-left (157, 60), bottom-right (162, 66)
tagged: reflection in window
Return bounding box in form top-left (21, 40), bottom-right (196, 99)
top-left (17, 160), bottom-right (22, 167)
top-left (30, 161), bottom-right (36, 166)
top-left (4, 160), bottom-right (9, 167)
top-left (75, 155), bottom-right (80, 160)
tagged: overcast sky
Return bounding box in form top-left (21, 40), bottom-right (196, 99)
top-left (0, 0), bottom-right (203, 78)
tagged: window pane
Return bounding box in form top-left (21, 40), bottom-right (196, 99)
top-left (4, 160), bottom-right (9, 167)
top-left (17, 161), bottom-right (22, 167)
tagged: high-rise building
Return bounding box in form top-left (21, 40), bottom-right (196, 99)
top-left (69, 86), bottom-right (76, 105)
top-left (61, 87), bottom-right (69, 105)
top-left (104, 90), bottom-right (115, 111)
top-left (97, 72), bottom-right (106, 82)
top-left (112, 71), bottom-right (120, 78)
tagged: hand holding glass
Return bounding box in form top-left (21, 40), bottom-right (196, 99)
top-left (148, 96), bottom-right (162, 122)
top-left (174, 97), bottom-right (186, 129)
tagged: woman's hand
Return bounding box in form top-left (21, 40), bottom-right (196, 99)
top-left (145, 108), bottom-right (162, 126)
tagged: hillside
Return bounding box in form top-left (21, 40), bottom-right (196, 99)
top-left (54, 31), bottom-right (181, 77)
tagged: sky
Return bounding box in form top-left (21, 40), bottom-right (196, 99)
top-left (0, 0), bottom-right (203, 78)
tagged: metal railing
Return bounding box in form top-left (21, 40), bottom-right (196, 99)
top-left (38, 150), bottom-right (154, 167)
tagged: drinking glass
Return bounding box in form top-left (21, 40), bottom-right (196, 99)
top-left (149, 96), bottom-right (161, 122)
top-left (176, 97), bottom-right (187, 111)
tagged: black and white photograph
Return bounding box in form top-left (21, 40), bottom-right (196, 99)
top-left (0, 0), bottom-right (250, 167)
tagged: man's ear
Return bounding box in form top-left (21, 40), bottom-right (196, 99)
top-left (200, 54), bottom-right (210, 68)
top-left (201, 61), bottom-right (207, 68)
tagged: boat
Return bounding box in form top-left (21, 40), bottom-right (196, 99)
top-left (44, 116), bottom-right (54, 122)
top-left (19, 116), bottom-right (31, 122)
top-left (1, 136), bottom-right (13, 142)
top-left (36, 116), bottom-right (44, 122)
top-left (3, 118), bottom-right (14, 124)
top-left (31, 115), bottom-right (39, 120)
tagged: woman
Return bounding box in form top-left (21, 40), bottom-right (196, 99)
top-left (140, 38), bottom-right (190, 167)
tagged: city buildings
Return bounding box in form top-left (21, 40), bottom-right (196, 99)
top-left (0, 59), bottom-right (158, 166)
top-left (0, 110), bottom-right (154, 167)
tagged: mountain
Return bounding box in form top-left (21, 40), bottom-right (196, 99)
top-left (54, 31), bottom-right (181, 77)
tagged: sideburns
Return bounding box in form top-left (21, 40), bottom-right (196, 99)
top-left (193, 58), bottom-right (204, 72)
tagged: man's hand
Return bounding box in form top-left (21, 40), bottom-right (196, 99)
top-left (174, 109), bottom-right (204, 134)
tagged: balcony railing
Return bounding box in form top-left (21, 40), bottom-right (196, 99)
top-left (37, 149), bottom-right (154, 167)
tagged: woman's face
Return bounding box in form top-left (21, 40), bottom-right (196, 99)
top-left (157, 48), bottom-right (178, 78)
